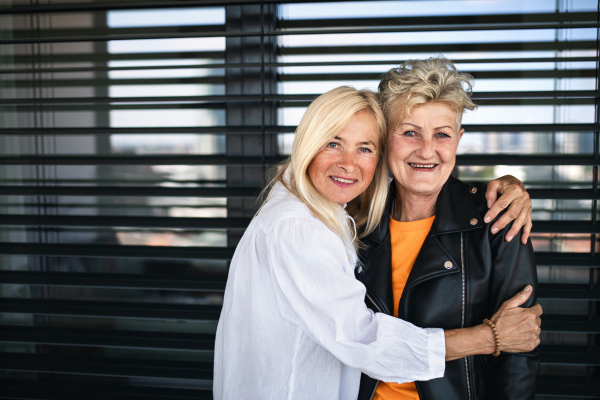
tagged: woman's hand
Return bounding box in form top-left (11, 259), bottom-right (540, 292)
top-left (489, 285), bottom-right (542, 353)
top-left (444, 285), bottom-right (541, 361)
top-left (485, 175), bottom-right (533, 244)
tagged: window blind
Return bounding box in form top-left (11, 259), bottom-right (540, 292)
top-left (0, 1), bottom-right (598, 398)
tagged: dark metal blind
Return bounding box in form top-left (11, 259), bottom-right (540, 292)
top-left (0, 1), bottom-right (598, 399)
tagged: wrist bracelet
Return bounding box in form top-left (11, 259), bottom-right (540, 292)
top-left (483, 318), bottom-right (501, 357)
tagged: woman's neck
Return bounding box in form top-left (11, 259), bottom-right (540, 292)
top-left (394, 184), bottom-right (439, 222)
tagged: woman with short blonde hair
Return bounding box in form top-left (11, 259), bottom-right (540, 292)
top-left (356, 57), bottom-right (540, 400)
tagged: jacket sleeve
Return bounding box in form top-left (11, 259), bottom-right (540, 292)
top-left (265, 215), bottom-right (446, 384)
top-left (486, 216), bottom-right (540, 400)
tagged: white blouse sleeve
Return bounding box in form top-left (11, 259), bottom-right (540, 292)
top-left (265, 215), bottom-right (446, 384)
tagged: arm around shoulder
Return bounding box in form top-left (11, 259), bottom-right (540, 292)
top-left (265, 215), bottom-right (446, 383)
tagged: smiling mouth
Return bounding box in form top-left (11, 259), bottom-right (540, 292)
top-left (330, 176), bottom-right (357, 184)
top-left (408, 163), bottom-right (437, 169)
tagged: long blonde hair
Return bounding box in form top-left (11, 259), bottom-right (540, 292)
top-left (264, 86), bottom-right (389, 251)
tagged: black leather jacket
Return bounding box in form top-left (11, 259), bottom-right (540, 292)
top-left (355, 176), bottom-right (539, 400)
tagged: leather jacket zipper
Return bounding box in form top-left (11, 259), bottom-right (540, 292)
top-left (365, 292), bottom-right (381, 400)
top-left (461, 233), bottom-right (472, 400)
top-left (365, 292), bottom-right (383, 313)
top-left (368, 380), bottom-right (379, 400)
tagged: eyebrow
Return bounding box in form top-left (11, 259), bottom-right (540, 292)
top-left (398, 123), bottom-right (422, 129)
top-left (333, 137), bottom-right (376, 146)
top-left (398, 123), bottom-right (454, 131)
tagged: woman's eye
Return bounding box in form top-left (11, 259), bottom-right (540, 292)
top-left (403, 130), bottom-right (416, 137)
top-left (359, 147), bottom-right (372, 153)
top-left (435, 132), bottom-right (451, 138)
top-left (327, 142), bottom-right (338, 148)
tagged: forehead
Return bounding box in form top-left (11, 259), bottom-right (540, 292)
top-left (338, 110), bottom-right (380, 142)
top-left (394, 102), bottom-right (460, 129)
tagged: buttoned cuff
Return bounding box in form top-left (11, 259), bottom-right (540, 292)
top-left (425, 327), bottom-right (446, 379)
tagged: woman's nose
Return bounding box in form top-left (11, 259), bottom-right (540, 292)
top-left (416, 138), bottom-right (435, 159)
top-left (336, 150), bottom-right (358, 172)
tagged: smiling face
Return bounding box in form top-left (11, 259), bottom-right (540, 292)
top-left (387, 101), bottom-right (464, 199)
top-left (308, 110), bottom-right (379, 206)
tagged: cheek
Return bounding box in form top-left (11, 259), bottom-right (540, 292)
top-left (388, 139), bottom-right (410, 166)
top-left (360, 157), bottom-right (378, 180)
top-left (308, 152), bottom-right (333, 183)
top-left (439, 142), bottom-right (458, 163)
top-left (307, 157), bottom-right (321, 184)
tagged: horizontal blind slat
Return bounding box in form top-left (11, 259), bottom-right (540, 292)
top-left (0, 352), bottom-right (212, 380)
top-left (0, 380), bottom-right (208, 400)
top-left (0, 91), bottom-right (595, 105)
top-left (0, 271), bottom-right (227, 291)
top-left (0, 325), bottom-right (215, 350)
top-left (2, 56), bottom-right (599, 75)
top-left (0, 271), bottom-right (593, 298)
top-left (0, 243), bottom-right (236, 259)
top-left (0, 215), bottom-right (251, 229)
top-left (1, 124), bottom-right (597, 135)
top-left (0, 216), bottom-right (597, 234)
top-left (0, 298), bottom-right (222, 321)
top-left (2, 186), bottom-right (596, 199)
top-left (1, 154), bottom-right (598, 166)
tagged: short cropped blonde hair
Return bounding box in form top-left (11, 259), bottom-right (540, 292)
top-left (265, 86), bottom-right (389, 251)
top-left (378, 57), bottom-right (477, 128)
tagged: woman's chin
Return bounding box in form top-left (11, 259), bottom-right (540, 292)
top-left (399, 182), bottom-right (445, 198)
top-left (322, 185), bottom-right (367, 205)
top-left (325, 192), bottom-right (360, 206)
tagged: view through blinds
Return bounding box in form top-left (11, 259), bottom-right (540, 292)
top-left (0, 1), bottom-right (598, 399)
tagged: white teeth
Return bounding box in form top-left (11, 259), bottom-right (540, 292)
top-left (409, 163), bottom-right (435, 169)
top-left (331, 176), bottom-right (355, 184)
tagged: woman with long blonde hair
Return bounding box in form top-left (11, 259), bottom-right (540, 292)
top-left (214, 86), bottom-right (540, 400)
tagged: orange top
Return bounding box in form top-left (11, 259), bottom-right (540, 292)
top-left (372, 215), bottom-right (435, 400)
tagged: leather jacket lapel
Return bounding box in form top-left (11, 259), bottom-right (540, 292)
top-left (403, 226), bottom-right (460, 293)
top-left (404, 176), bottom-right (481, 292)
top-left (358, 176), bottom-right (484, 315)
top-left (434, 175), bottom-right (483, 234)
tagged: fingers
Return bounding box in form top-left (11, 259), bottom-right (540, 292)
top-left (485, 175), bottom-right (521, 215)
top-left (521, 214), bottom-right (533, 245)
top-left (501, 285), bottom-right (533, 309)
top-left (485, 182), bottom-right (523, 225)
top-left (485, 180), bottom-right (532, 243)
top-left (484, 194), bottom-right (509, 226)
top-left (486, 183), bottom-right (526, 225)
top-left (485, 179), bottom-right (502, 210)
top-left (492, 199), bottom-right (526, 241)
top-left (499, 198), bottom-right (532, 242)
top-left (493, 299), bottom-right (542, 353)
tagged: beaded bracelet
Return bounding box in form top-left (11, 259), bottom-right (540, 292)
top-left (483, 318), bottom-right (501, 357)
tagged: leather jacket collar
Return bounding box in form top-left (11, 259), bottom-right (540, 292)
top-left (366, 175), bottom-right (484, 246)
top-left (358, 175), bottom-right (485, 316)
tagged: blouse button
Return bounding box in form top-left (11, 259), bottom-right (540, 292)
top-left (356, 266), bottom-right (363, 274)
top-left (444, 261), bottom-right (453, 269)
top-left (470, 218), bottom-right (478, 225)
top-left (470, 187), bottom-right (477, 194)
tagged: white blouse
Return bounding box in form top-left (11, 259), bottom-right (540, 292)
top-left (213, 182), bottom-right (445, 400)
